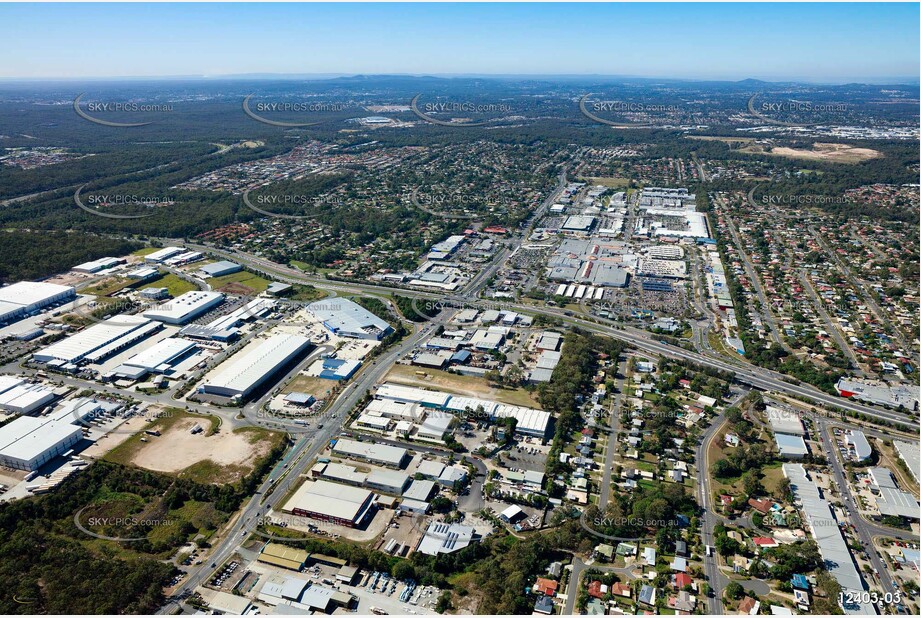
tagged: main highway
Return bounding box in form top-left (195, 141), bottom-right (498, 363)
top-left (160, 307), bottom-right (443, 613)
top-left (161, 235), bottom-right (915, 430)
top-left (150, 175), bottom-right (916, 612)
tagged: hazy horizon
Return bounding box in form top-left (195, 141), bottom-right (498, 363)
top-left (1, 2), bottom-right (917, 83)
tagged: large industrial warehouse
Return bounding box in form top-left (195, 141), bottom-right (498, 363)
top-left (331, 438), bottom-right (409, 468)
top-left (783, 463), bottom-right (874, 614)
top-left (199, 260), bottom-right (242, 278)
top-left (33, 315), bottom-right (161, 366)
top-left (0, 415), bottom-right (83, 471)
top-left (281, 479), bottom-right (377, 528)
top-left (144, 246), bottom-right (184, 263)
top-left (0, 281), bottom-right (76, 324)
top-left (0, 378), bottom-right (56, 415)
top-left (143, 290), bottom-right (225, 324)
top-left (111, 337), bottom-right (199, 380)
top-left (306, 298), bottom-right (393, 340)
top-left (200, 333), bottom-right (312, 399)
top-left (372, 383), bottom-right (551, 439)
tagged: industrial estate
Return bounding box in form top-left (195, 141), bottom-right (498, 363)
top-left (0, 5), bottom-right (918, 617)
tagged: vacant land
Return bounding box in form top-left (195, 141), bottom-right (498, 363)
top-left (138, 272), bottom-right (197, 297)
top-left (687, 136), bottom-right (881, 163)
top-left (741, 141), bottom-right (881, 163)
top-left (131, 247), bottom-right (161, 257)
top-left (385, 364), bottom-right (542, 408)
top-left (83, 276), bottom-right (133, 296)
top-left (584, 176), bottom-right (632, 188)
top-left (760, 461), bottom-right (787, 496)
top-left (283, 373), bottom-right (336, 400)
top-left (106, 409), bottom-right (283, 484)
top-left (686, 136), bottom-right (756, 144)
top-left (207, 270), bottom-right (271, 294)
top-left (290, 284), bottom-right (327, 302)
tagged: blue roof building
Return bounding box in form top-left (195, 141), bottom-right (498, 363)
top-left (451, 350), bottom-right (471, 364)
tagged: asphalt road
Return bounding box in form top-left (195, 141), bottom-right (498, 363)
top-left (720, 201), bottom-right (788, 351)
top-left (159, 317), bottom-right (434, 613)
top-left (158, 238), bottom-right (914, 427)
top-left (697, 411), bottom-right (728, 615)
top-left (817, 420), bottom-right (902, 604)
top-left (598, 357), bottom-right (627, 509)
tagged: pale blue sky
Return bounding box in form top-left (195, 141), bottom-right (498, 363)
top-left (1, 3), bottom-right (917, 82)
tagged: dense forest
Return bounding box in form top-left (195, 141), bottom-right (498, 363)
top-left (0, 435), bottom-right (286, 614)
top-left (0, 230), bottom-right (142, 283)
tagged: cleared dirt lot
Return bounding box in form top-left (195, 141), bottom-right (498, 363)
top-left (133, 418), bottom-right (265, 467)
top-left (106, 410), bottom-right (282, 484)
top-left (742, 141), bottom-right (881, 163)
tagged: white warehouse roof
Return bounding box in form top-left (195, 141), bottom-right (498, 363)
top-left (200, 260), bottom-right (242, 277)
top-left (376, 383), bottom-right (452, 408)
top-left (0, 281), bottom-right (75, 313)
top-left (765, 406), bottom-right (805, 436)
top-left (0, 375), bottom-right (25, 395)
top-left (332, 438), bottom-right (408, 467)
top-left (144, 246), bottom-right (184, 263)
top-left (775, 433), bottom-right (809, 458)
top-left (0, 415), bottom-right (83, 471)
top-left (783, 463), bottom-right (873, 615)
top-left (845, 431), bottom-right (872, 461)
top-left (0, 383), bottom-right (56, 415)
top-left (417, 522), bottom-right (478, 556)
top-left (282, 479), bottom-right (375, 523)
top-left (202, 334), bottom-right (311, 398)
top-left (374, 383), bottom-right (550, 438)
top-left (73, 257), bottom-right (122, 273)
top-left (307, 298), bottom-right (392, 340)
top-left (33, 315), bottom-right (154, 364)
top-left (894, 441), bottom-right (920, 484)
top-left (121, 337), bottom-right (198, 371)
top-left (494, 404), bottom-right (551, 437)
top-left (143, 291), bottom-right (224, 324)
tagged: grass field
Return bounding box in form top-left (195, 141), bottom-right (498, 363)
top-left (138, 272), bottom-right (197, 297)
top-left (283, 374), bottom-right (336, 400)
top-left (760, 462), bottom-right (786, 496)
top-left (708, 331), bottom-right (740, 358)
top-left (207, 270), bottom-right (271, 293)
top-left (584, 176), bottom-right (632, 188)
top-left (290, 284), bottom-right (327, 302)
top-left (131, 247), bottom-right (160, 256)
top-left (83, 276), bottom-right (133, 297)
top-left (385, 364), bottom-right (542, 408)
top-left (707, 439), bottom-right (742, 495)
top-left (290, 261), bottom-right (336, 276)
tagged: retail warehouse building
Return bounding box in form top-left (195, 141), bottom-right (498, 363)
top-left (0, 281), bottom-right (76, 324)
top-left (33, 315), bottom-right (161, 368)
top-left (306, 298), bottom-right (392, 341)
top-left (281, 479), bottom-right (377, 528)
top-left (200, 334), bottom-right (312, 399)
